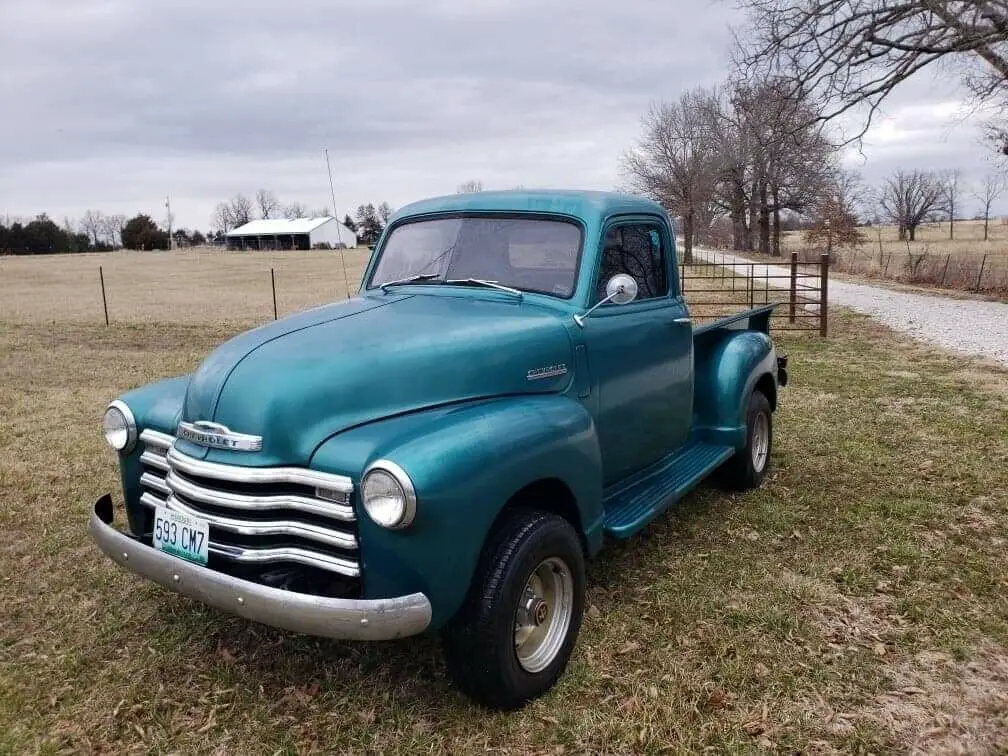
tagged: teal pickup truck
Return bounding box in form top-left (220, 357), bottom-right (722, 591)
top-left (90, 189), bottom-right (788, 709)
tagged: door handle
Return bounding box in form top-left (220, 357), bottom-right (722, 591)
top-left (673, 317), bottom-right (691, 325)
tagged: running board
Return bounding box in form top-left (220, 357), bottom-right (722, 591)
top-left (602, 442), bottom-right (735, 539)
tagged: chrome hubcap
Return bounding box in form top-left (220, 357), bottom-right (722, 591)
top-left (752, 411), bottom-right (769, 472)
top-left (514, 557), bottom-right (574, 673)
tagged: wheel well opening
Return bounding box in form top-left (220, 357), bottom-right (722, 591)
top-left (756, 373), bottom-right (777, 411)
top-left (498, 478), bottom-right (584, 547)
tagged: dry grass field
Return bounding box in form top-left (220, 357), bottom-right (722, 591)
top-left (1, 258), bottom-right (1006, 752)
top-left (0, 247), bottom-right (372, 324)
top-left (782, 219), bottom-right (1008, 294)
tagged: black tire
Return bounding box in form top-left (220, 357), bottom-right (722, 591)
top-left (441, 507), bottom-right (586, 710)
top-left (720, 389), bottom-right (773, 490)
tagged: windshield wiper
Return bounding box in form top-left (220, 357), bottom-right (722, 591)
top-left (444, 278), bottom-right (523, 297)
top-left (379, 273), bottom-right (441, 291)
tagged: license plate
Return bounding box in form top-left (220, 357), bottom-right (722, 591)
top-left (153, 505), bottom-right (209, 566)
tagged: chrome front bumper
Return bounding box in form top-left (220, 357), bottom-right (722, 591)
top-left (88, 495), bottom-right (432, 641)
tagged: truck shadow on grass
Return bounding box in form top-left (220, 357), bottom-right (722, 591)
top-left (142, 477), bottom-right (746, 716)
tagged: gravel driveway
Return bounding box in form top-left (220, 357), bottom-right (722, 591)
top-left (692, 247), bottom-right (1008, 368)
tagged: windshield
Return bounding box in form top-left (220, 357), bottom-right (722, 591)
top-left (367, 216), bottom-right (583, 298)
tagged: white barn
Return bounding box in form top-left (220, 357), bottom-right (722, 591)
top-left (226, 217), bottom-right (357, 251)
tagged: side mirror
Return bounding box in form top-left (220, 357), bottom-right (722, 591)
top-left (574, 273), bottom-right (638, 327)
top-left (605, 273), bottom-right (638, 305)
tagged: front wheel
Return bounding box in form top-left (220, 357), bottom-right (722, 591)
top-left (441, 508), bottom-right (585, 710)
top-left (720, 388), bottom-right (773, 490)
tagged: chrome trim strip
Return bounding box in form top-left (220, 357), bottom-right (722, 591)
top-left (88, 502), bottom-right (427, 639)
top-left (139, 492), bottom-right (358, 552)
top-left (140, 451), bottom-right (170, 472)
top-left (167, 446), bottom-right (354, 493)
top-left (139, 429), bottom-right (174, 451)
top-left (178, 421), bottom-right (263, 452)
top-left (208, 543), bottom-right (360, 577)
top-left (140, 472), bottom-right (171, 497)
top-left (166, 469), bottom-right (354, 521)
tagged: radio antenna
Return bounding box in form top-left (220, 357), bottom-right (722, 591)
top-left (324, 147), bottom-right (350, 299)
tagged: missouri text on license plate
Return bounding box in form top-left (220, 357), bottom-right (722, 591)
top-left (153, 505), bottom-right (209, 566)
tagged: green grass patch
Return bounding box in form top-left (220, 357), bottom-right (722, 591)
top-left (0, 309), bottom-right (1005, 753)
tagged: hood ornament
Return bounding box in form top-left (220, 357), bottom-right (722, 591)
top-left (177, 420), bottom-right (263, 452)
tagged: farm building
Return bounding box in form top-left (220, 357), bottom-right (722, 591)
top-left (225, 217), bottom-right (357, 250)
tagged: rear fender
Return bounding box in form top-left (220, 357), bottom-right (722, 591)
top-left (311, 395), bottom-right (603, 629)
top-left (692, 330), bottom-right (776, 449)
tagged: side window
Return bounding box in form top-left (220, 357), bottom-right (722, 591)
top-left (596, 223), bottom-right (668, 303)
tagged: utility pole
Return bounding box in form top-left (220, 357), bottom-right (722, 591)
top-left (165, 195), bottom-right (173, 250)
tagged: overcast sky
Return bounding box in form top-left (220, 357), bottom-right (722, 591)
top-left (1, 0), bottom-right (1005, 231)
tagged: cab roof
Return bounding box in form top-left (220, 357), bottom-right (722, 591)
top-left (389, 189), bottom-right (669, 226)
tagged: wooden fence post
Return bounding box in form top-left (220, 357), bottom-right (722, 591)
top-left (976, 254), bottom-right (987, 292)
top-left (99, 266), bottom-right (109, 326)
top-left (789, 252), bottom-right (798, 323)
top-left (819, 253), bottom-right (829, 337)
top-left (940, 254), bottom-right (951, 287)
top-left (271, 268), bottom-right (278, 320)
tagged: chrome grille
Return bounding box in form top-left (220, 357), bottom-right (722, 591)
top-left (137, 429), bottom-right (359, 577)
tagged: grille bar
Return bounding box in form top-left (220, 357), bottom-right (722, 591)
top-left (165, 469), bottom-right (354, 521)
top-left (139, 491), bottom-right (358, 551)
top-left (166, 445), bottom-right (353, 492)
top-left (140, 472), bottom-right (170, 497)
top-left (140, 451), bottom-right (169, 472)
top-left (209, 543), bottom-right (359, 576)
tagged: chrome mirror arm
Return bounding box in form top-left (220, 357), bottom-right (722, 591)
top-left (573, 286), bottom-right (624, 328)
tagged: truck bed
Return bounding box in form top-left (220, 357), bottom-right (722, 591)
top-left (691, 303), bottom-right (776, 339)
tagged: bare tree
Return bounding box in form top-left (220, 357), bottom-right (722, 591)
top-left (941, 169), bottom-right (962, 239)
top-left (805, 169), bottom-right (867, 254)
top-left (457, 179), bottom-right (484, 193)
top-left (621, 88), bottom-right (722, 262)
top-left (80, 210), bottom-right (104, 248)
top-left (310, 207), bottom-right (331, 218)
top-left (102, 214), bottom-right (126, 248)
top-left (974, 172), bottom-right (1006, 240)
top-left (256, 189), bottom-right (281, 219)
top-left (284, 202), bottom-right (308, 219)
top-left (212, 193), bottom-right (253, 232)
top-left (377, 202), bottom-right (394, 224)
top-left (720, 77), bottom-right (836, 255)
top-left (230, 194), bottom-right (253, 226)
top-left (734, 1), bottom-right (1008, 147)
top-left (878, 169), bottom-right (944, 241)
top-left (705, 87), bottom-right (756, 251)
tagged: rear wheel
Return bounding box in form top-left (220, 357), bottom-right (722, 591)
top-left (721, 388), bottom-right (772, 490)
top-left (441, 508), bottom-right (585, 710)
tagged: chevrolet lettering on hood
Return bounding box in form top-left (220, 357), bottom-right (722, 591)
top-left (177, 420), bottom-right (263, 452)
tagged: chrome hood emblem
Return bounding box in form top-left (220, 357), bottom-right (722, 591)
top-left (177, 420), bottom-right (263, 452)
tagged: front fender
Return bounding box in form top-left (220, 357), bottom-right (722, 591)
top-left (113, 375), bottom-right (190, 533)
top-left (693, 331), bottom-right (776, 449)
top-left (311, 395), bottom-right (603, 629)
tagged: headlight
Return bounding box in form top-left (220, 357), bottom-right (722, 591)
top-left (101, 400), bottom-right (137, 453)
top-left (361, 460), bottom-right (416, 529)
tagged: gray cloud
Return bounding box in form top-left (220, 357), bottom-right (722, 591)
top-left (1, 0), bottom-right (1002, 229)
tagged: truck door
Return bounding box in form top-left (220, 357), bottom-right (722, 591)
top-left (580, 217), bottom-right (693, 485)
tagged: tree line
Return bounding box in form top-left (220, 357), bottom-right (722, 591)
top-left (621, 1), bottom-right (1008, 260)
top-left (1, 190), bottom-right (398, 255)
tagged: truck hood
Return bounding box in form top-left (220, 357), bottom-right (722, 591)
top-left (178, 292), bottom-right (574, 465)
